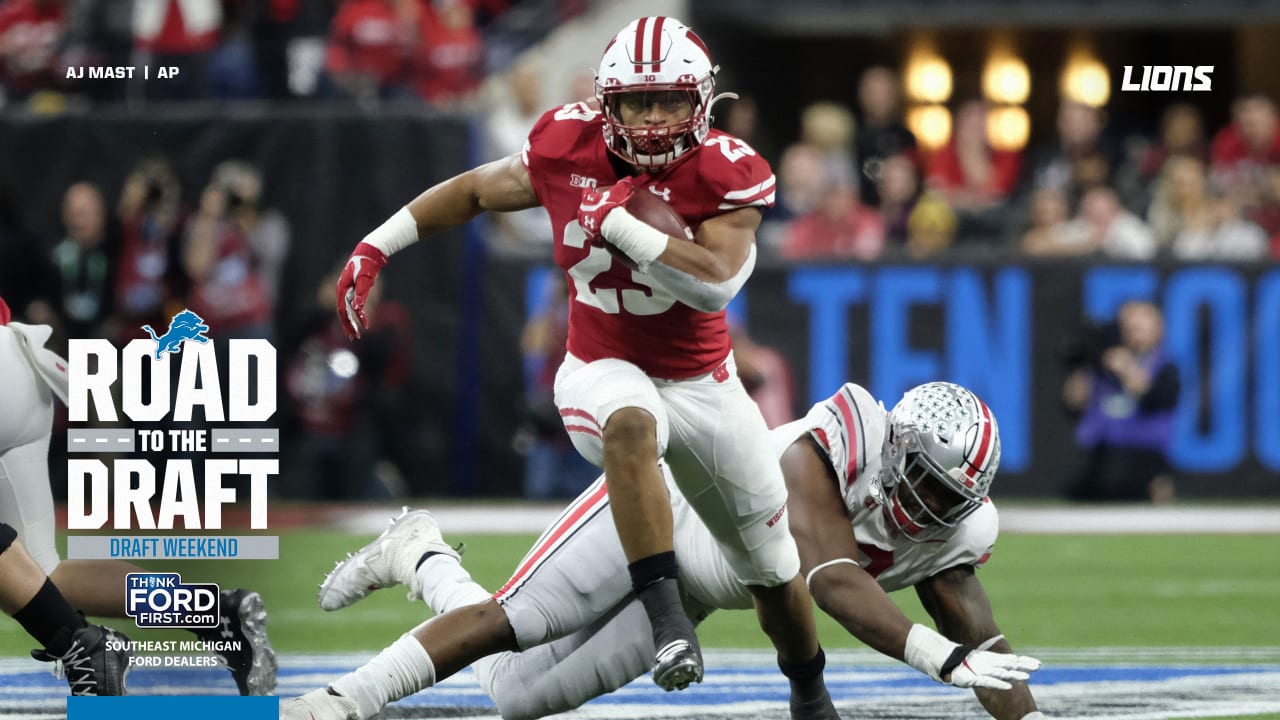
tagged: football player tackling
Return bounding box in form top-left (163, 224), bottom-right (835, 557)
top-left (331, 15), bottom-right (832, 714)
top-left (284, 381), bottom-right (1042, 720)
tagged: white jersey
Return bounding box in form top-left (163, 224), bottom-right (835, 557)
top-left (771, 383), bottom-right (998, 592)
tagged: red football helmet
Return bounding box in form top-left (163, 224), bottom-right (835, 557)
top-left (594, 17), bottom-right (730, 170)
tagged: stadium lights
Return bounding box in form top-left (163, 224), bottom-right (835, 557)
top-left (905, 52), bottom-right (953, 104)
top-left (983, 55), bottom-right (1030, 105)
top-left (906, 104), bottom-right (952, 151)
top-left (986, 106), bottom-right (1030, 152)
top-left (1060, 50), bottom-right (1110, 107)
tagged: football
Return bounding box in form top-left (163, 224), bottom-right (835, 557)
top-left (625, 189), bottom-right (694, 242)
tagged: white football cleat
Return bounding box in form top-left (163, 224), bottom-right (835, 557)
top-left (280, 688), bottom-right (360, 719)
top-left (318, 507), bottom-right (459, 611)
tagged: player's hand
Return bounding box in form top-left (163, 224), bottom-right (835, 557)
top-left (944, 648), bottom-right (1041, 690)
top-left (577, 179), bottom-right (635, 243)
top-left (335, 241), bottom-right (388, 340)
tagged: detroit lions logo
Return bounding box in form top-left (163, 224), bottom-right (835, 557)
top-left (141, 310), bottom-right (210, 360)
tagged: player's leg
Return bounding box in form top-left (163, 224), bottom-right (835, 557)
top-left (0, 525), bottom-right (131, 696)
top-left (553, 354), bottom-right (701, 690)
top-left (661, 357), bottom-right (837, 718)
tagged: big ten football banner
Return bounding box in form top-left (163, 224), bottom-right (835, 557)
top-left (476, 258), bottom-right (1280, 498)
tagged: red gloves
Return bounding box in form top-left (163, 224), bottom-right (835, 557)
top-left (577, 178), bottom-right (635, 243)
top-left (335, 241), bottom-right (388, 340)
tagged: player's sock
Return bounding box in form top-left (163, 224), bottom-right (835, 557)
top-left (779, 647), bottom-right (837, 720)
top-left (630, 552), bottom-right (696, 652)
top-left (331, 634), bottom-right (435, 719)
top-left (415, 555), bottom-right (490, 614)
top-left (14, 579), bottom-right (88, 655)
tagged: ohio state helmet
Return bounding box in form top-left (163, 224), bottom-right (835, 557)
top-left (595, 17), bottom-right (729, 170)
top-left (878, 382), bottom-right (1001, 541)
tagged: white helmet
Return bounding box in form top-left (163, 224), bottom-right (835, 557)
top-left (594, 16), bottom-right (727, 170)
top-left (878, 382), bottom-right (1000, 541)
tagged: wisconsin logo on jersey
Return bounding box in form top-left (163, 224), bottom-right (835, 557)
top-left (141, 309), bottom-right (211, 360)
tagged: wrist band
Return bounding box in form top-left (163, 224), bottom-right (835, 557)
top-left (601, 207), bottom-right (668, 268)
top-left (362, 207), bottom-right (420, 257)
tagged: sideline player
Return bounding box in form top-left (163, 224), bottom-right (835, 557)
top-left (334, 15), bottom-right (828, 704)
top-left (0, 295), bottom-right (277, 695)
top-left (284, 381), bottom-right (1042, 720)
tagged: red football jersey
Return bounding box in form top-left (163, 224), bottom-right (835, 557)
top-left (522, 101), bottom-right (776, 379)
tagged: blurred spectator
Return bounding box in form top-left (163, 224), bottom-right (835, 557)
top-left (514, 273), bottom-right (596, 499)
top-left (1116, 103), bottom-right (1206, 213)
top-left (855, 66), bottom-right (917, 206)
top-left (780, 181), bottom-right (884, 261)
top-left (412, 0), bottom-right (484, 107)
top-left (182, 161), bottom-right (280, 341)
top-left (759, 142), bottom-right (828, 252)
top-left (799, 101), bottom-right (857, 190)
top-left (1250, 164), bottom-right (1280, 257)
top-left (730, 320), bottom-right (794, 429)
top-left (1061, 186), bottom-right (1156, 259)
top-left (1169, 189), bottom-right (1268, 261)
top-left (926, 100), bottom-right (1021, 210)
top-left (131, 0), bottom-right (224, 100)
top-left (323, 0), bottom-right (418, 102)
top-left (114, 158), bottom-right (187, 337)
top-left (1025, 100), bottom-right (1118, 207)
top-left (484, 55), bottom-right (551, 253)
top-left (1210, 92), bottom-right (1280, 205)
top-left (876, 152), bottom-right (921, 245)
top-left (0, 0), bottom-right (69, 104)
top-left (904, 191), bottom-right (956, 259)
top-left (721, 95), bottom-right (769, 160)
top-left (41, 182), bottom-right (117, 341)
top-left (1147, 154), bottom-right (1212, 248)
top-left (1063, 300), bottom-right (1179, 503)
top-left (1020, 187), bottom-right (1074, 256)
top-left (206, 0), bottom-right (261, 99)
top-left (284, 269), bottom-right (409, 500)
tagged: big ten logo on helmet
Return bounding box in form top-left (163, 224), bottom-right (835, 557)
top-left (1121, 65), bottom-right (1213, 92)
top-left (126, 573), bottom-right (219, 628)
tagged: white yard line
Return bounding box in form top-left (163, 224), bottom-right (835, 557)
top-left (333, 504), bottom-right (1280, 536)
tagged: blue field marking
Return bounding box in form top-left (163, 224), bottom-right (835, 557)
top-left (5, 652), bottom-right (1280, 719)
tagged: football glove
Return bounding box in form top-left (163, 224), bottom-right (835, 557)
top-left (904, 623), bottom-right (1040, 690)
top-left (335, 241), bottom-right (387, 340)
top-left (577, 179), bottom-right (635, 243)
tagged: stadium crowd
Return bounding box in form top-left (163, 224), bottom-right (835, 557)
top-left (1, 3), bottom-right (1277, 502)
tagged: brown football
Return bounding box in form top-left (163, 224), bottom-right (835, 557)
top-left (625, 189), bottom-right (694, 242)
top-left (602, 188), bottom-right (694, 270)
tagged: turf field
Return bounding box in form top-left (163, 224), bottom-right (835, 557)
top-left (2, 507), bottom-right (1279, 719)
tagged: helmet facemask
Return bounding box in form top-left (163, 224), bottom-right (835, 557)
top-left (882, 432), bottom-right (983, 542)
top-left (598, 81), bottom-right (712, 170)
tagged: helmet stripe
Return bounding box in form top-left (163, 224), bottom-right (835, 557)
top-left (650, 16), bottom-right (666, 72)
top-left (633, 17), bottom-right (648, 72)
top-left (963, 398), bottom-right (994, 484)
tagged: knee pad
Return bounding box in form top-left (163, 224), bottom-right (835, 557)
top-left (0, 522), bottom-right (16, 555)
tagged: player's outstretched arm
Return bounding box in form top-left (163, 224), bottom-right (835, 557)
top-left (781, 437), bottom-right (918, 660)
top-left (337, 154), bottom-right (539, 338)
top-left (916, 567), bottom-right (1044, 719)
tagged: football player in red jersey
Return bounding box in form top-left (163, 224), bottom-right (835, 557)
top-left (328, 14), bottom-right (834, 720)
top-left (285, 382), bottom-right (1043, 720)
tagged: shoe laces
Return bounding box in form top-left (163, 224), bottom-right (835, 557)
top-left (48, 638), bottom-right (98, 695)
